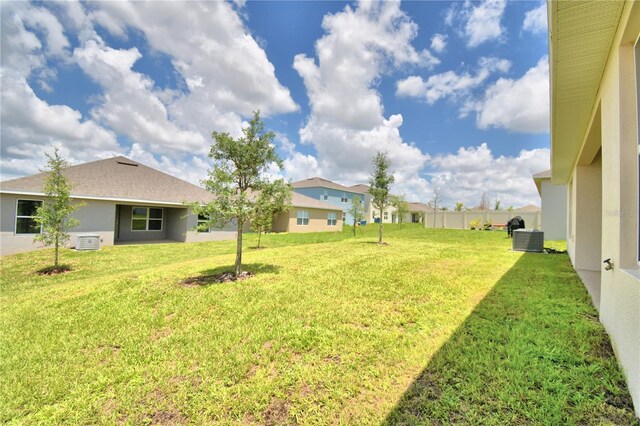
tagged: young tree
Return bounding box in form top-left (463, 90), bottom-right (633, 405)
top-left (347, 195), bottom-right (365, 237)
top-left (454, 202), bottom-right (464, 212)
top-left (430, 187), bottom-right (441, 228)
top-left (494, 199), bottom-right (502, 210)
top-left (251, 179), bottom-right (292, 248)
top-left (479, 192), bottom-right (490, 210)
top-left (369, 152), bottom-right (394, 244)
top-left (34, 148), bottom-right (84, 269)
top-left (391, 194), bottom-right (409, 225)
top-left (192, 111), bottom-right (283, 277)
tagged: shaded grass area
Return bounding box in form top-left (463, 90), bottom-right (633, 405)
top-left (0, 226), bottom-right (636, 424)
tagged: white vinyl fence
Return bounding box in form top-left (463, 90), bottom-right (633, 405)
top-left (425, 210), bottom-right (541, 230)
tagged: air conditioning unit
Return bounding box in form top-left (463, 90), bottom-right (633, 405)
top-left (76, 234), bottom-right (100, 251)
top-left (512, 229), bottom-right (544, 253)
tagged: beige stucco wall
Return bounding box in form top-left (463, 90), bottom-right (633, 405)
top-left (0, 194), bottom-right (116, 256)
top-left (273, 208), bottom-right (343, 233)
top-left (183, 213), bottom-right (237, 243)
top-left (540, 180), bottom-right (568, 240)
top-left (565, 5), bottom-right (639, 414)
top-left (425, 210), bottom-right (541, 230)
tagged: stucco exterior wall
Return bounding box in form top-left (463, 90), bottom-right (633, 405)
top-left (540, 181), bottom-right (568, 240)
top-left (273, 208), bottom-right (343, 233)
top-left (0, 194), bottom-right (116, 256)
top-left (564, 7), bottom-right (639, 414)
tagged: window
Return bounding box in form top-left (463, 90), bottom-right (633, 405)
top-left (383, 211), bottom-right (388, 220)
top-left (321, 191), bottom-right (328, 201)
top-left (342, 211), bottom-right (346, 222)
top-left (16, 199), bottom-right (42, 234)
top-left (341, 193), bottom-right (348, 203)
top-left (197, 213), bottom-right (209, 233)
top-left (131, 207), bottom-right (163, 231)
top-left (327, 212), bottom-right (337, 226)
top-left (296, 210), bottom-right (309, 226)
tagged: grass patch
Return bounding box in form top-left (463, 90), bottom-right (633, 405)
top-left (1, 225), bottom-right (636, 424)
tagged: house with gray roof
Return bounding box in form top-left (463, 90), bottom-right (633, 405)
top-left (1, 156), bottom-right (343, 256)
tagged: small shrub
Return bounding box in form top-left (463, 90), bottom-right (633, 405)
top-left (483, 219), bottom-right (493, 230)
top-left (469, 219), bottom-right (481, 230)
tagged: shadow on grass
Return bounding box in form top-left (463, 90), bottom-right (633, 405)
top-left (383, 253), bottom-right (637, 425)
top-left (180, 263), bottom-right (281, 287)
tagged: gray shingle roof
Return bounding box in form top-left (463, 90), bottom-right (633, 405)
top-left (0, 156), bottom-right (214, 204)
top-left (293, 177), bottom-right (367, 194)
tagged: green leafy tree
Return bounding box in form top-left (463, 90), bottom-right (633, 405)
top-left (347, 195), bottom-right (365, 236)
top-left (34, 148), bottom-right (84, 269)
top-left (454, 202), bottom-right (464, 212)
top-left (251, 179), bottom-right (292, 248)
top-left (369, 152), bottom-right (394, 244)
top-left (494, 200), bottom-right (502, 210)
top-left (391, 194), bottom-right (409, 225)
top-left (191, 111), bottom-right (283, 276)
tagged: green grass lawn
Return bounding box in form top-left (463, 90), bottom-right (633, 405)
top-left (1, 225), bottom-right (636, 424)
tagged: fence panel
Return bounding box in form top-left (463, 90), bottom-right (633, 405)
top-left (426, 211), bottom-right (541, 230)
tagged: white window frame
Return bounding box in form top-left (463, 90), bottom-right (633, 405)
top-left (296, 210), bottom-right (309, 226)
top-left (342, 211), bottom-right (346, 222)
top-left (383, 211), bottom-right (389, 220)
top-left (131, 206), bottom-right (163, 231)
top-left (322, 190), bottom-right (328, 201)
top-left (341, 193), bottom-right (348, 203)
top-left (15, 199), bottom-right (42, 235)
top-left (327, 212), bottom-right (337, 226)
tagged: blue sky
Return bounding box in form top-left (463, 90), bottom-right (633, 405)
top-left (0, 0), bottom-right (550, 208)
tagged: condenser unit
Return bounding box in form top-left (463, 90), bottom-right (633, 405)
top-left (512, 229), bottom-right (544, 253)
top-left (76, 234), bottom-right (100, 251)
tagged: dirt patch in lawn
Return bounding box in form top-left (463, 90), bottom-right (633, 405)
top-left (262, 398), bottom-right (290, 425)
top-left (180, 271), bottom-right (254, 287)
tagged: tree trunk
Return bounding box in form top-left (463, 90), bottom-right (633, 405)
top-left (378, 207), bottom-right (383, 243)
top-left (353, 219), bottom-right (356, 237)
top-left (257, 228), bottom-right (262, 248)
top-left (54, 234), bottom-right (59, 268)
top-left (235, 221), bottom-right (243, 276)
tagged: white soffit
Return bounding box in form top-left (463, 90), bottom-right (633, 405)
top-left (550, 0), bottom-right (624, 183)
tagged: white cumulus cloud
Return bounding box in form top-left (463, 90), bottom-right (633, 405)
top-left (446, 0), bottom-right (507, 48)
top-left (523, 3), bottom-right (547, 34)
top-left (428, 143), bottom-right (548, 208)
top-left (430, 33), bottom-right (447, 53)
top-left (289, 1), bottom-right (434, 199)
top-left (475, 57), bottom-right (549, 133)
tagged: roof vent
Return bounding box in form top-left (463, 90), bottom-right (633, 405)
top-left (117, 160), bottom-right (138, 167)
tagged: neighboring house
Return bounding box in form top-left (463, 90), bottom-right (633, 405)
top-left (406, 202), bottom-right (432, 223)
top-left (346, 183), bottom-right (399, 224)
top-left (548, 0), bottom-right (639, 415)
top-left (533, 169), bottom-right (567, 240)
top-left (272, 193), bottom-right (343, 233)
top-left (0, 156), bottom-right (234, 256)
top-left (516, 204), bottom-right (541, 213)
top-left (292, 177), bottom-right (367, 224)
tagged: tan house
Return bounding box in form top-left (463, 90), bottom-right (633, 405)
top-left (0, 156), bottom-right (235, 256)
top-left (272, 193), bottom-right (343, 233)
top-left (548, 0), bottom-right (639, 414)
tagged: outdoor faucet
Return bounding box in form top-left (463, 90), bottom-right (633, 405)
top-left (603, 258), bottom-right (613, 271)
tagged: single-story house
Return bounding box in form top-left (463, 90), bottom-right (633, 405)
top-left (0, 156), bottom-right (346, 256)
top-left (272, 192), bottom-right (343, 233)
top-left (548, 0), bottom-right (639, 414)
top-left (0, 156), bottom-right (234, 256)
top-left (532, 169), bottom-right (567, 240)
